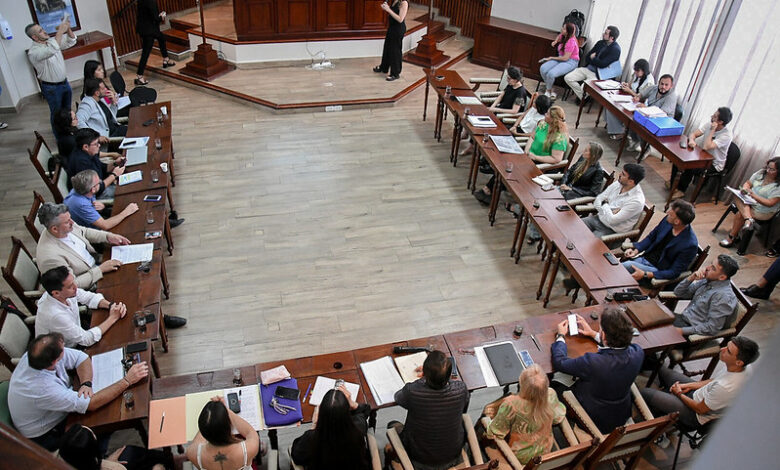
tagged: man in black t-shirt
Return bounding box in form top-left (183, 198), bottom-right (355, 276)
top-left (67, 128), bottom-right (126, 200)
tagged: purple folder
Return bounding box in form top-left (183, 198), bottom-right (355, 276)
top-left (259, 378), bottom-right (303, 427)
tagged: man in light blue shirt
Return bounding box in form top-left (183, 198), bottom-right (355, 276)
top-left (8, 332), bottom-right (149, 450)
top-left (64, 169), bottom-right (138, 230)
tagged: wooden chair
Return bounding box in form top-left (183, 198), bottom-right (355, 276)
top-left (572, 203), bottom-right (655, 246)
top-left (690, 142), bottom-right (741, 204)
top-left (1, 237), bottom-right (44, 314)
top-left (644, 245), bottom-right (710, 297)
top-left (479, 415), bottom-right (597, 470)
top-left (28, 131), bottom-right (66, 202)
top-left (386, 414), bottom-right (483, 470)
top-left (563, 386), bottom-right (677, 470)
top-left (23, 191), bottom-right (47, 242)
top-left (289, 429), bottom-right (379, 470)
top-left (0, 301), bottom-right (35, 372)
top-left (651, 282), bottom-right (758, 382)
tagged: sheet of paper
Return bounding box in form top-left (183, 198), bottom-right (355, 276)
top-left (118, 170), bottom-right (143, 186)
top-left (532, 175), bottom-right (553, 186)
top-left (490, 135), bottom-right (524, 154)
top-left (609, 94), bottom-right (634, 103)
top-left (111, 243), bottom-right (154, 264)
top-left (636, 105), bottom-right (666, 118)
top-left (457, 96), bottom-right (482, 105)
top-left (223, 384), bottom-right (264, 431)
top-left (621, 102), bottom-right (638, 112)
top-left (360, 356), bottom-right (405, 406)
top-left (117, 96), bottom-right (131, 110)
top-left (393, 351), bottom-right (428, 383)
top-left (309, 376), bottom-right (361, 406)
top-left (119, 136), bottom-right (150, 149)
top-left (596, 80), bottom-right (621, 90)
top-left (185, 390), bottom-right (219, 440)
top-left (467, 115), bottom-right (497, 128)
top-left (91, 347), bottom-right (124, 393)
top-left (148, 397), bottom-right (187, 448)
top-left (725, 186), bottom-right (756, 205)
top-left (474, 341), bottom-right (515, 387)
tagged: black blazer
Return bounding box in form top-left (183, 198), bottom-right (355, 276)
top-left (136, 0), bottom-right (162, 36)
top-left (561, 157), bottom-right (604, 200)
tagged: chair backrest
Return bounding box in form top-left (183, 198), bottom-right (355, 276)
top-left (28, 131), bottom-right (58, 188)
top-left (525, 438), bottom-right (598, 470)
top-left (633, 204), bottom-right (655, 237)
top-left (23, 192), bottom-right (46, 243)
top-left (689, 245), bottom-right (710, 273)
top-left (723, 142), bottom-right (741, 174)
top-left (109, 70), bottom-right (127, 96)
top-left (674, 102), bottom-right (684, 122)
top-left (1, 237), bottom-right (41, 314)
top-left (0, 381), bottom-right (12, 428)
top-left (0, 305), bottom-right (32, 372)
top-left (52, 162), bottom-right (70, 203)
top-left (561, 136), bottom-right (580, 173)
top-left (129, 86), bottom-right (157, 107)
top-left (585, 413), bottom-right (678, 469)
top-left (729, 282), bottom-right (758, 333)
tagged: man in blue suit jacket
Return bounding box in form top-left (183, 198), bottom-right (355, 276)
top-left (623, 200), bottom-right (698, 283)
top-left (551, 308), bottom-right (644, 434)
top-left (564, 25), bottom-right (622, 102)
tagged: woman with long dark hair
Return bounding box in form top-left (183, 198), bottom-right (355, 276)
top-left (291, 386), bottom-right (371, 469)
top-left (538, 23), bottom-right (579, 99)
top-left (186, 397), bottom-right (260, 470)
top-left (606, 58), bottom-right (655, 139)
top-left (135, 0), bottom-right (176, 86)
top-left (59, 424), bottom-right (170, 470)
top-left (373, 0), bottom-right (408, 81)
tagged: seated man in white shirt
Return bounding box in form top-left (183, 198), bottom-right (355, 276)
top-left (641, 336), bottom-right (758, 437)
top-left (8, 332), bottom-right (148, 451)
top-left (582, 163), bottom-right (646, 239)
top-left (36, 266), bottom-right (127, 348)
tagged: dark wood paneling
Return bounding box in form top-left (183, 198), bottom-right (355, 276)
top-left (235, 0), bottom-right (277, 36)
top-left (472, 17), bottom-right (558, 80)
top-left (354, 0), bottom-right (386, 30)
top-left (279, 0), bottom-right (315, 33)
top-left (432, 0), bottom-right (490, 39)
top-left (318, 0), bottom-right (350, 31)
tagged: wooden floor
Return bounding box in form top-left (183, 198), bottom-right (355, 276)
top-left (0, 55), bottom-right (777, 470)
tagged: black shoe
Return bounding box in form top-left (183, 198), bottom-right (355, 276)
top-left (169, 210), bottom-right (179, 220)
top-left (386, 75), bottom-right (399, 81)
top-left (169, 218), bottom-right (185, 228)
top-left (164, 315), bottom-right (187, 328)
top-left (474, 189), bottom-right (491, 206)
top-left (563, 277), bottom-right (580, 291)
top-left (742, 284), bottom-right (771, 300)
top-left (162, 60), bottom-right (176, 68)
top-left (478, 163), bottom-right (494, 175)
top-left (373, 66), bottom-right (384, 73)
top-left (574, 97), bottom-right (582, 106)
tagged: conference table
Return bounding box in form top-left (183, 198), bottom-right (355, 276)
top-left (577, 80), bottom-right (714, 210)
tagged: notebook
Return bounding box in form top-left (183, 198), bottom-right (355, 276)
top-left (125, 146), bottom-right (148, 166)
top-left (625, 299), bottom-right (674, 329)
top-left (483, 342), bottom-right (525, 386)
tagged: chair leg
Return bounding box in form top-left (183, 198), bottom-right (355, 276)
top-left (712, 204), bottom-right (737, 233)
top-left (672, 429), bottom-right (684, 470)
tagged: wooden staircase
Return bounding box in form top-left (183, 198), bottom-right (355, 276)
top-left (403, 12), bottom-right (457, 67)
top-left (161, 19), bottom-right (196, 60)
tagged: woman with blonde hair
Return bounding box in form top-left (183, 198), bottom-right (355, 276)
top-left (482, 364), bottom-right (566, 465)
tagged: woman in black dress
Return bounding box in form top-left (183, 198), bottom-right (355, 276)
top-left (374, 0), bottom-right (408, 81)
top-left (135, 0), bottom-right (176, 86)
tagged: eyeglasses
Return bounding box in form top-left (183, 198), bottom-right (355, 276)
top-left (89, 141), bottom-right (101, 148)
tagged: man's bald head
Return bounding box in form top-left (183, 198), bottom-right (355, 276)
top-left (28, 333), bottom-right (65, 370)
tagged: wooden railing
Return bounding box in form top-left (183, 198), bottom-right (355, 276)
top-left (432, 0), bottom-right (492, 38)
top-left (108, 0), bottom-right (222, 56)
top-left (0, 422), bottom-right (74, 469)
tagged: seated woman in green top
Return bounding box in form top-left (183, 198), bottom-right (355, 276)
top-left (474, 106), bottom-right (569, 205)
top-left (482, 364), bottom-right (566, 465)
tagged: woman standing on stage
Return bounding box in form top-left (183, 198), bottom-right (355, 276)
top-left (135, 0), bottom-right (176, 86)
top-left (374, 0), bottom-right (408, 81)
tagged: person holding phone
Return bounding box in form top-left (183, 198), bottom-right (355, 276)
top-left (135, 0), bottom-right (176, 86)
top-left (186, 397), bottom-right (262, 470)
top-left (373, 0), bottom-right (408, 81)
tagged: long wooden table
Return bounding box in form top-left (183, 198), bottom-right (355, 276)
top-left (577, 80), bottom-right (713, 210)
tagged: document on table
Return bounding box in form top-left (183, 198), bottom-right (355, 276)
top-left (636, 105), bottom-right (667, 118)
top-left (596, 79), bottom-right (621, 90)
top-left (532, 174), bottom-right (554, 186)
top-left (609, 94), bottom-right (634, 103)
top-left (490, 135), bottom-right (524, 154)
top-left (117, 96), bottom-right (131, 109)
top-left (725, 186), bottom-right (757, 205)
top-left (360, 356), bottom-right (405, 406)
top-left (111, 243), bottom-right (154, 264)
top-left (309, 376), bottom-right (361, 406)
top-left (118, 170), bottom-right (143, 186)
top-left (185, 390), bottom-right (216, 440)
top-left (393, 351), bottom-right (428, 383)
top-left (91, 347), bottom-right (124, 393)
top-left (474, 341), bottom-right (516, 387)
top-left (457, 96), bottom-right (482, 105)
top-left (119, 136), bottom-right (150, 149)
top-left (621, 102), bottom-right (638, 112)
top-left (125, 146), bottom-right (148, 166)
top-left (467, 115), bottom-right (497, 128)
top-left (223, 385), bottom-right (265, 431)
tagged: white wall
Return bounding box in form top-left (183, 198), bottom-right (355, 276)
top-left (0, 0), bottom-right (114, 109)
top-left (491, 0), bottom-right (594, 31)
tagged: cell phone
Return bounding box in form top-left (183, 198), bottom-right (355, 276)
top-left (519, 350), bottom-right (534, 368)
top-left (116, 157), bottom-right (126, 167)
top-left (541, 184), bottom-right (554, 191)
top-left (145, 231), bottom-right (162, 240)
top-left (143, 194), bottom-right (162, 202)
top-left (334, 379), bottom-right (345, 389)
top-left (603, 252), bottom-right (620, 265)
top-left (126, 341), bottom-right (147, 354)
top-left (227, 392), bottom-right (241, 413)
top-left (143, 119), bottom-right (155, 126)
top-left (145, 313), bottom-right (156, 323)
top-left (450, 357), bottom-right (459, 378)
top-left (274, 386), bottom-right (300, 401)
top-left (556, 205), bottom-right (571, 212)
top-left (568, 314), bottom-right (579, 336)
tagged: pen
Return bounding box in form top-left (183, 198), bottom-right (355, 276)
top-left (302, 383), bottom-right (312, 403)
top-left (530, 334), bottom-right (541, 351)
top-left (159, 411), bottom-right (165, 433)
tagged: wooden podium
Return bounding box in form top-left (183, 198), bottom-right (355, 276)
top-left (180, 0), bottom-right (232, 81)
top-left (402, 2), bottom-right (448, 68)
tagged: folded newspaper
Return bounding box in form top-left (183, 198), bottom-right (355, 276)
top-left (489, 135), bottom-right (524, 154)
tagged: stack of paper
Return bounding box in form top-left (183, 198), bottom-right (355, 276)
top-left (621, 102), bottom-right (638, 112)
top-left (223, 385), bottom-right (264, 431)
top-left (596, 80), bottom-right (621, 90)
top-left (610, 94), bottom-right (634, 103)
top-left (532, 175), bottom-right (554, 186)
top-left (91, 348), bottom-right (124, 393)
top-left (111, 243), bottom-right (154, 263)
top-left (119, 137), bottom-right (149, 149)
top-left (360, 356), bottom-right (405, 406)
top-left (467, 115), bottom-right (497, 128)
top-left (394, 351), bottom-right (428, 383)
top-left (119, 170), bottom-right (143, 186)
top-left (309, 376), bottom-right (361, 406)
top-left (490, 135), bottom-right (524, 154)
top-left (456, 96), bottom-right (482, 105)
top-left (636, 106), bottom-right (667, 118)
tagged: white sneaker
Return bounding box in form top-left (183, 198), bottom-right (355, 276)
top-left (0, 122), bottom-right (8, 129)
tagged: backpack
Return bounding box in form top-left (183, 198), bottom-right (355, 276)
top-left (564, 9), bottom-right (586, 37)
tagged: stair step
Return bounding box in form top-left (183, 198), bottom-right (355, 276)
top-left (163, 39), bottom-right (190, 55)
top-left (169, 18), bottom-right (197, 32)
top-left (411, 14), bottom-right (453, 43)
top-left (429, 28), bottom-right (455, 42)
top-left (164, 28), bottom-right (191, 44)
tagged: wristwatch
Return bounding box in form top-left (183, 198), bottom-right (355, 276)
top-left (555, 333), bottom-right (566, 340)
top-left (81, 381), bottom-right (92, 388)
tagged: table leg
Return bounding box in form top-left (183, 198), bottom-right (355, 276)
top-left (543, 252), bottom-right (561, 307)
top-left (134, 420), bottom-right (149, 446)
top-left (489, 176), bottom-right (501, 226)
top-left (511, 217), bottom-right (522, 257)
top-left (159, 305), bottom-right (169, 352)
top-left (450, 123), bottom-right (461, 162)
top-left (666, 170), bottom-right (683, 211)
top-left (690, 171), bottom-right (707, 206)
top-left (166, 185), bottom-right (176, 212)
top-left (269, 429), bottom-right (279, 450)
top-left (575, 94), bottom-right (586, 129)
top-left (637, 142), bottom-right (650, 163)
top-left (515, 212), bottom-right (529, 263)
top-left (615, 127), bottom-right (630, 165)
top-left (423, 79), bottom-right (430, 121)
top-left (435, 97), bottom-right (444, 140)
top-left (468, 146), bottom-right (480, 190)
top-left (537, 244), bottom-right (554, 300)
top-left (160, 255), bottom-right (170, 299)
top-left (151, 345), bottom-right (161, 378)
top-left (164, 217), bottom-right (174, 256)
top-left (595, 106), bottom-right (603, 127)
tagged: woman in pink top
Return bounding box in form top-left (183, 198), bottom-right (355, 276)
top-left (539, 23), bottom-right (580, 99)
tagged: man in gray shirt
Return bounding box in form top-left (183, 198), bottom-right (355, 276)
top-left (673, 254), bottom-right (739, 336)
top-left (389, 350), bottom-right (469, 470)
top-left (626, 74), bottom-right (678, 152)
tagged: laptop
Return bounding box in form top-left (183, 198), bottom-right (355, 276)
top-left (125, 146), bottom-right (148, 166)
